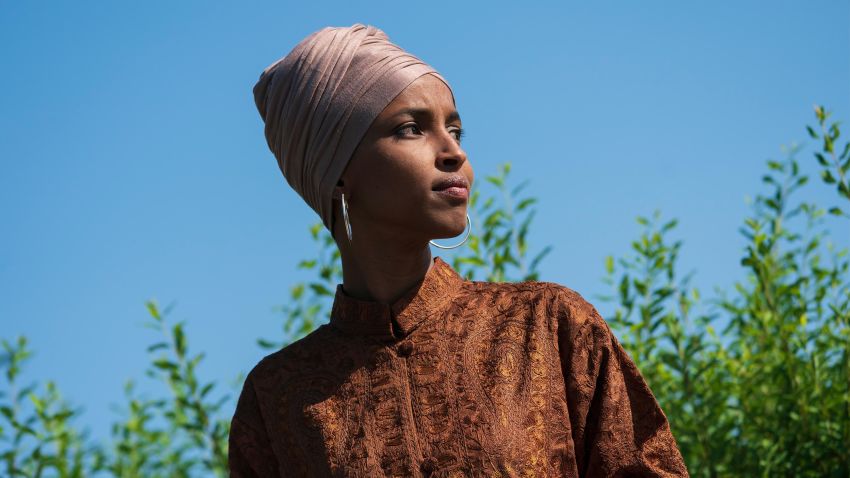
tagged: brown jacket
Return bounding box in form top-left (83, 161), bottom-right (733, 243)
top-left (228, 256), bottom-right (689, 477)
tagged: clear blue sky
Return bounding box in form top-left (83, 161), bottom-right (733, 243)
top-left (1, 1), bottom-right (848, 446)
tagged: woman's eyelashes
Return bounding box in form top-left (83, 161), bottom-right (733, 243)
top-left (453, 127), bottom-right (465, 142)
top-left (394, 123), bottom-right (465, 143)
top-left (395, 123), bottom-right (422, 137)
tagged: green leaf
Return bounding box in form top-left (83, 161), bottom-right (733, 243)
top-left (200, 383), bottom-right (215, 398)
top-left (830, 121), bottom-right (840, 140)
top-left (153, 359), bottom-right (178, 371)
top-left (457, 256), bottom-right (486, 267)
top-left (309, 222), bottom-right (322, 239)
top-left (485, 175), bottom-right (503, 187)
top-left (618, 274), bottom-right (630, 303)
top-left (839, 181), bottom-right (850, 199)
top-left (256, 338), bottom-right (279, 349)
top-left (145, 301), bottom-right (162, 321)
top-left (146, 342), bottom-right (169, 353)
top-left (661, 218), bottom-right (678, 233)
top-left (806, 125), bottom-right (818, 139)
top-left (633, 278), bottom-right (647, 296)
top-left (529, 246), bottom-right (552, 272)
top-left (308, 283), bottom-right (333, 297)
top-left (173, 323), bottom-right (186, 358)
top-left (516, 197), bottom-right (537, 211)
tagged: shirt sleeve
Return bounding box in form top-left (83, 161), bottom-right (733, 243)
top-left (553, 286), bottom-right (690, 477)
top-left (228, 372), bottom-right (280, 478)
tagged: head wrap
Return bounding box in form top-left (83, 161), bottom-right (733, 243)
top-left (253, 23), bottom-right (454, 235)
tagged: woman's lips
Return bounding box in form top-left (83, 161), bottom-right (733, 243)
top-left (433, 186), bottom-right (469, 200)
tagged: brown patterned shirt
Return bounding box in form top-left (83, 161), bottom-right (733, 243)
top-left (228, 256), bottom-right (689, 477)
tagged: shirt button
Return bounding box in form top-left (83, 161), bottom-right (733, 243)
top-left (420, 456), bottom-right (437, 475)
top-left (396, 341), bottom-right (414, 357)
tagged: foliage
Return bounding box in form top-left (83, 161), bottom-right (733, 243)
top-left (597, 104), bottom-right (849, 477)
top-left (451, 162), bottom-right (552, 283)
top-left (0, 106), bottom-right (848, 476)
top-left (597, 209), bottom-right (737, 476)
top-left (0, 336), bottom-right (97, 477)
top-left (1, 302), bottom-right (236, 477)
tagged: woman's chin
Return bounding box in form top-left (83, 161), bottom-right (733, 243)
top-left (430, 219), bottom-right (468, 239)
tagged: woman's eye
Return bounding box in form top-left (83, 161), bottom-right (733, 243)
top-left (396, 124), bottom-right (421, 136)
top-left (395, 123), bottom-right (464, 143)
top-left (452, 127), bottom-right (465, 142)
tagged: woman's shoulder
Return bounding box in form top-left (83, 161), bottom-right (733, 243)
top-left (455, 277), bottom-right (612, 336)
top-left (539, 281), bottom-right (610, 328)
top-left (241, 323), bottom-right (338, 387)
top-left (460, 278), bottom-right (604, 319)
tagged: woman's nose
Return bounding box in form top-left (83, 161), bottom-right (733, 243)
top-left (436, 131), bottom-right (466, 169)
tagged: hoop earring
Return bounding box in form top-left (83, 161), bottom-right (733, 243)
top-left (341, 192), bottom-right (353, 243)
top-left (430, 214), bottom-right (472, 250)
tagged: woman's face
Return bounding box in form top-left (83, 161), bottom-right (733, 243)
top-left (335, 73), bottom-right (473, 244)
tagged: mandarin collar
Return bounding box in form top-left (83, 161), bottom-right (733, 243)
top-left (329, 256), bottom-right (464, 341)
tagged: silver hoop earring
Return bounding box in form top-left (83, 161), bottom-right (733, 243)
top-left (341, 192), bottom-right (353, 243)
top-left (430, 213), bottom-right (472, 250)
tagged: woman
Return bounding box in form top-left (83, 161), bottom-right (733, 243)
top-left (230, 23), bottom-right (689, 477)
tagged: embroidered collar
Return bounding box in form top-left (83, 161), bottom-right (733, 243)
top-left (329, 256), bottom-right (464, 341)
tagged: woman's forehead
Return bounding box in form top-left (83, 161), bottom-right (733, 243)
top-left (382, 75), bottom-right (458, 119)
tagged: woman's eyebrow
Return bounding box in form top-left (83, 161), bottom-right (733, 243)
top-left (392, 107), bottom-right (462, 123)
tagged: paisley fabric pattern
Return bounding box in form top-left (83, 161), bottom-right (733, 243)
top-left (228, 256), bottom-right (689, 477)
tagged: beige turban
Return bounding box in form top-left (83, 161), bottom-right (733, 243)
top-left (253, 23), bottom-right (454, 235)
